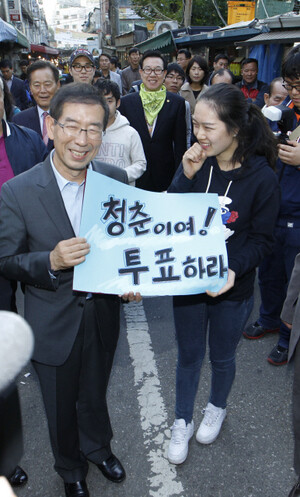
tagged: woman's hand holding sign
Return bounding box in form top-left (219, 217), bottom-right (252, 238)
top-left (206, 268), bottom-right (236, 297)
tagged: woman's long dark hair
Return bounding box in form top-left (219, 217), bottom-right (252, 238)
top-left (186, 56), bottom-right (209, 86)
top-left (198, 83), bottom-right (277, 169)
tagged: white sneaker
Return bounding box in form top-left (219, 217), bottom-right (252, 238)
top-left (167, 418), bottom-right (194, 464)
top-left (196, 402), bottom-right (226, 444)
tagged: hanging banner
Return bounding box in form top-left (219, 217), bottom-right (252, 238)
top-left (73, 170), bottom-right (228, 296)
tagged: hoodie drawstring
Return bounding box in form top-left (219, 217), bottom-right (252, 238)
top-left (205, 165), bottom-right (233, 199)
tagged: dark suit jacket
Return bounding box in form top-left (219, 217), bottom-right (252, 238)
top-left (0, 155), bottom-right (128, 366)
top-left (119, 91), bottom-right (187, 192)
top-left (12, 106), bottom-right (53, 152)
top-left (281, 253), bottom-right (300, 361)
top-left (10, 76), bottom-right (28, 110)
top-left (0, 383), bottom-right (23, 478)
top-left (2, 120), bottom-right (47, 176)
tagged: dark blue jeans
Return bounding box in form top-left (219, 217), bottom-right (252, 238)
top-left (258, 224), bottom-right (300, 349)
top-left (173, 294), bottom-right (253, 423)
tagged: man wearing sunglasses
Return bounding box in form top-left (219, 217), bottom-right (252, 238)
top-left (69, 49), bottom-right (96, 85)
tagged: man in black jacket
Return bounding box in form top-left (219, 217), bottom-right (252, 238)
top-left (119, 50), bottom-right (187, 192)
top-left (0, 59), bottom-right (28, 110)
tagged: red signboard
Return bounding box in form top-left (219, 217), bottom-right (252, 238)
top-left (8, 0), bottom-right (21, 22)
top-left (10, 14), bottom-right (21, 21)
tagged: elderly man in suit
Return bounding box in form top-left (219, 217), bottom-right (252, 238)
top-left (281, 253), bottom-right (300, 497)
top-left (0, 83), bottom-right (141, 497)
top-left (119, 50), bottom-right (187, 192)
top-left (12, 60), bottom-right (60, 151)
top-left (0, 75), bottom-right (47, 488)
top-left (0, 59), bottom-right (28, 110)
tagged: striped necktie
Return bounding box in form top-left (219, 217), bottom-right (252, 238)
top-left (42, 111), bottom-right (49, 146)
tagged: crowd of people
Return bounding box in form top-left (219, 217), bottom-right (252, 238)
top-left (0, 42), bottom-right (300, 497)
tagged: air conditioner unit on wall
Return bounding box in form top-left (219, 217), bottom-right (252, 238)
top-left (155, 21), bottom-right (178, 36)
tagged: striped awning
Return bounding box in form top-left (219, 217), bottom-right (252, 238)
top-left (135, 31), bottom-right (176, 54)
top-left (237, 29), bottom-right (300, 46)
top-left (31, 44), bottom-right (59, 55)
top-left (0, 18), bottom-right (17, 43)
top-left (0, 18), bottom-right (29, 48)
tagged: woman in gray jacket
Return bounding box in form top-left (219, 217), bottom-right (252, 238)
top-left (179, 55), bottom-right (209, 114)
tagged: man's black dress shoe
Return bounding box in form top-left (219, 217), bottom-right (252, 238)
top-left (289, 479), bottom-right (300, 497)
top-left (64, 480), bottom-right (89, 497)
top-left (9, 466), bottom-right (28, 487)
top-left (97, 454), bottom-right (126, 483)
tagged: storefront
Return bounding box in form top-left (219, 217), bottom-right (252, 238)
top-left (0, 18), bottom-right (30, 67)
top-left (28, 44), bottom-right (59, 63)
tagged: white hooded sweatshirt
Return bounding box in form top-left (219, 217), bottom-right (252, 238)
top-left (95, 110), bottom-right (146, 186)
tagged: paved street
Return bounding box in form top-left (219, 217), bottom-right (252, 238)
top-left (14, 282), bottom-right (294, 497)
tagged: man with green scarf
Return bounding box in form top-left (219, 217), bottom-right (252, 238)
top-left (119, 50), bottom-right (187, 192)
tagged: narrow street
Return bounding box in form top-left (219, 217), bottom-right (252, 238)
top-left (15, 283), bottom-right (294, 497)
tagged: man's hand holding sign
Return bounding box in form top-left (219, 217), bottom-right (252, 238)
top-left (50, 237), bottom-right (91, 271)
top-left (50, 237), bottom-right (142, 302)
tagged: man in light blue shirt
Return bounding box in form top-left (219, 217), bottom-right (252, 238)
top-left (0, 82), bottom-right (141, 497)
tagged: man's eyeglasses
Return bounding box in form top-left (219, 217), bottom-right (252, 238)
top-left (142, 67), bottom-right (164, 75)
top-left (54, 120), bottom-right (103, 140)
top-left (282, 81), bottom-right (300, 92)
top-left (165, 74), bottom-right (184, 82)
top-left (71, 64), bottom-right (95, 73)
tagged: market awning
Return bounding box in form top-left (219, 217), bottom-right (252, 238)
top-left (0, 19), bottom-right (29, 48)
top-left (14, 26), bottom-right (29, 48)
top-left (0, 18), bottom-right (18, 43)
top-left (30, 44), bottom-right (59, 55)
top-left (175, 26), bottom-right (269, 48)
top-left (135, 30), bottom-right (176, 54)
top-left (236, 29), bottom-right (300, 46)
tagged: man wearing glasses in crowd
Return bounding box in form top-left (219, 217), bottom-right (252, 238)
top-left (69, 49), bottom-right (96, 85)
top-left (119, 50), bottom-right (187, 192)
top-left (164, 62), bottom-right (192, 148)
top-left (0, 82), bottom-right (141, 497)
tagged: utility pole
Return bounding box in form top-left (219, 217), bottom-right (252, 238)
top-left (184, 0), bottom-right (193, 27)
top-left (109, 0), bottom-right (119, 46)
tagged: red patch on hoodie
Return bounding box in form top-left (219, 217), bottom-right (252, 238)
top-left (227, 211), bottom-right (239, 223)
